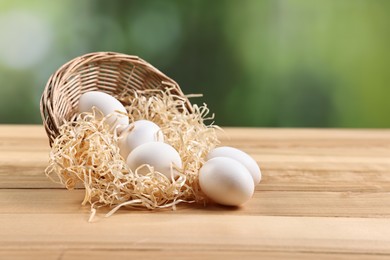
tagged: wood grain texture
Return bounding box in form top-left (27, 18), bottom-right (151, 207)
top-left (1, 125), bottom-right (390, 259)
top-left (2, 189), bottom-right (390, 218)
top-left (3, 250), bottom-right (390, 260)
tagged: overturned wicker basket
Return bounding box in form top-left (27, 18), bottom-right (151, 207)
top-left (40, 52), bottom-right (191, 146)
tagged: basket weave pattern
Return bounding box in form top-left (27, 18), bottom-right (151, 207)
top-left (40, 52), bottom-right (189, 146)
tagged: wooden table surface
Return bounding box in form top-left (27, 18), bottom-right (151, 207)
top-left (1, 125), bottom-right (390, 259)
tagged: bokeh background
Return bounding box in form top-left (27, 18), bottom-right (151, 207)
top-left (0, 0), bottom-right (389, 127)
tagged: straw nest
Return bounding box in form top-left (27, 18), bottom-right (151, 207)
top-left (40, 52), bottom-right (220, 220)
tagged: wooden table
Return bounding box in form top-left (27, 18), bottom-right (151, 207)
top-left (1, 125), bottom-right (390, 259)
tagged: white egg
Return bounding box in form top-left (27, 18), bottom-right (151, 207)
top-left (199, 157), bottom-right (254, 206)
top-left (126, 142), bottom-right (182, 180)
top-left (207, 146), bottom-right (261, 184)
top-left (78, 91), bottom-right (129, 129)
top-left (118, 120), bottom-right (164, 159)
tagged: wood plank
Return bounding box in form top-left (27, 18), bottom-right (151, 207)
top-left (1, 189), bottom-right (390, 218)
top-left (1, 214), bottom-right (390, 254)
top-left (2, 156), bottom-right (389, 191)
top-left (1, 126), bottom-right (390, 191)
top-left (1, 125), bottom-right (389, 151)
top-left (1, 126), bottom-right (390, 258)
top-left (261, 169), bottom-right (390, 192)
top-left (1, 249), bottom-right (390, 260)
top-left (2, 166), bottom-right (390, 191)
top-left (0, 251), bottom-right (59, 260)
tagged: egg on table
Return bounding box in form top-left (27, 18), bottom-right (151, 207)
top-left (126, 142), bottom-right (182, 180)
top-left (118, 120), bottom-right (164, 160)
top-left (78, 91), bottom-right (129, 129)
top-left (199, 157), bottom-right (254, 206)
top-left (207, 146), bottom-right (261, 184)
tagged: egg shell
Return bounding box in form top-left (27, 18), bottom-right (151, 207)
top-left (126, 142), bottom-right (182, 180)
top-left (119, 120), bottom-right (164, 159)
top-left (207, 146), bottom-right (261, 184)
top-left (78, 91), bottom-right (129, 129)
top-left (199, 157), bottom-right (255, 206)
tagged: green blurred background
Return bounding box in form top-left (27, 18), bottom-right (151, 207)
top-left (0, 0), bottom-right (389, 127)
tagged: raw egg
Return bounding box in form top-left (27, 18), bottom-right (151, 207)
top-left (78, 91), bottom-right (129, 129)
top-left (207, 146), bottom-right (261, 184)
top-left (118, 120), bottom-right (164, 159)
top-left (199, 157), bottom-right (254, 206)
top-left (126, 142), bottom-right (182, 180)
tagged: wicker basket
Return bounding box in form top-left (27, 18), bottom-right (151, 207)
top-left (40, 52), bottom-right (191, 146)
